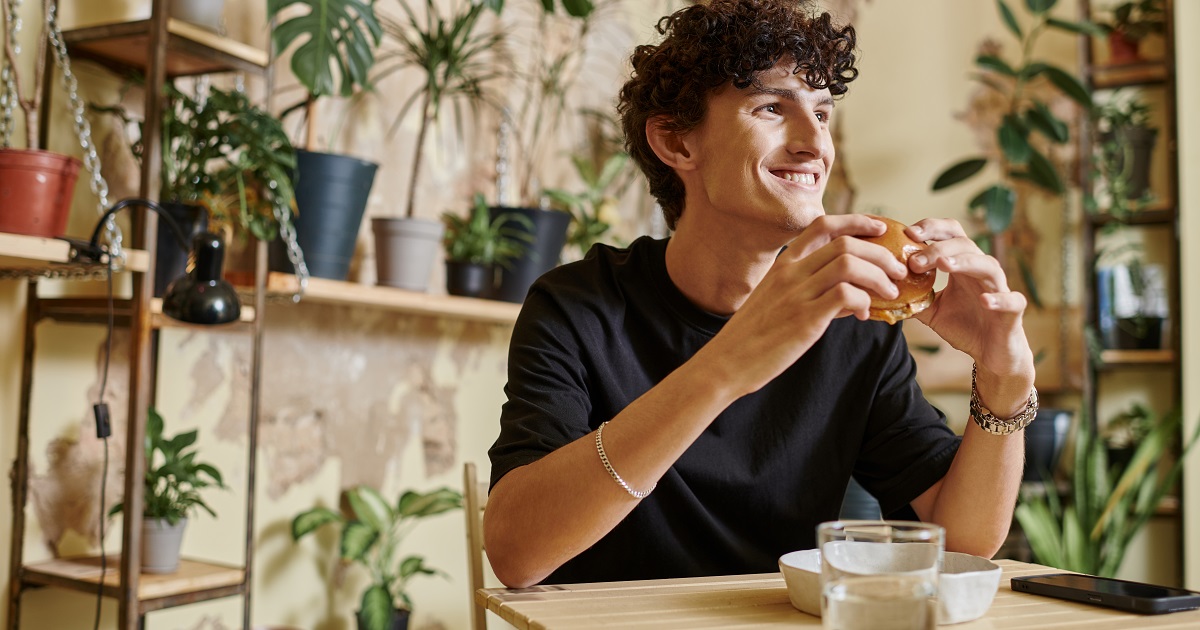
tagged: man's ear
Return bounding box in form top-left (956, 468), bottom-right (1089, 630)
top-left (646, 117), bottom-right (696, 172)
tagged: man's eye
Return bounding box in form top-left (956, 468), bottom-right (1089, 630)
top-left (816, 111), bottom-right (830, 122)
top-left (757, 104), bottom-right (780, 115)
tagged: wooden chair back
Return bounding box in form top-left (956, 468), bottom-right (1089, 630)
top-left (464, 461), bottom-right (490, 630)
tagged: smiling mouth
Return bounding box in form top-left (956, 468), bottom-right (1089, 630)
top-left (771, 171), bottom-right (818, 185)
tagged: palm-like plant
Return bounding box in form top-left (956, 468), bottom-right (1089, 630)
top-left (374, 0), bottom-right (507, 219)
top-left (292, 485), bottom-right (463, 630)
top-left (931, 0), bottom-right (1103, 304)
top-left (1015, 408), bottom-right (1199, 577)
top-left (442, 194), bottom-right (534, 267)
top-left (110, 408), bottom-right (226, 525)
top-left (543, 152), bottom-right (629, 257)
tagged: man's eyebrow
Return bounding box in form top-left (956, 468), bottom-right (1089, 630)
top-left (748, 85), bottom-right (835, 108)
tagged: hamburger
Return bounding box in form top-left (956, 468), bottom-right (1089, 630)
top-left (859, 216), bottom-right (935, 324)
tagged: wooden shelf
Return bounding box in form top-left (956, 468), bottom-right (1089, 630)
top-left (1090, 61), bottom-right (1168, 90)
top-left (63, 18), bottom-right (268, 77)
top-left (266, 273), bottom-right (522, 325)
top-left (1085, 203), bottom-right (1175, 228)
top-left (1098, 348), bottom-right (1175, 368)
top-left (150, 297), bottom-right (257, 331)
top-left (22, 556), bottom-right (244, 611)
top-left (0, 232), bottom-right (148, 278)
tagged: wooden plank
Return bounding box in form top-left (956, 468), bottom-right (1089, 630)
top-left (0, 232), bottom-right (149, 273)
top-left (63, 18), bottom-right (267, 76)
top-left (22, 556), bottom-right (244, 602)
top-left (1091, 62), bottom-right (1168, 89)
top-left (479, 561), bottom-right (1200, 629)
top-left (149, 297), bottom-right (257, 331)
top-left (267, 273), bottom-right (522, 325)
top-left (1099, 348), bottom-right (1175, 367)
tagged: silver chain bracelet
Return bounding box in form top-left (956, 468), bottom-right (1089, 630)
top-left (595, 421), bottom-right (655, 499)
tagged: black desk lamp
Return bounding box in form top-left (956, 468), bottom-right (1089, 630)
top-left (76, 199), bottom-right (242, 325)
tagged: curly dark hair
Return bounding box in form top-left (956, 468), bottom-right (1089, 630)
top-left (618, 0), bottom-right (858, 230)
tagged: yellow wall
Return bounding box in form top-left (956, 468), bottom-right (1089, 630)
top-left (1175, 0), bottom-right (1200, 592)
top-left (3, 1), bottom-right (1198, 629)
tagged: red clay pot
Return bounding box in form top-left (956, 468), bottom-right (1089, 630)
top-left (0, 148), bottom-right (81, 238)
top-left (1107, 30), bottom-right (1141, 65)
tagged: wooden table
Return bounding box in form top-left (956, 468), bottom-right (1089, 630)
top-left (478, 559), bottom-right (1200, 629)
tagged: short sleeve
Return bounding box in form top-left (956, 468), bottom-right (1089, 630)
top-left (853, 323), bottom-right (961, 515)
top-left (488, 283), bottom-right (596, 489)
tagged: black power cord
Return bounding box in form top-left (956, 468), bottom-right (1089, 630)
top-left (82, 198), bottom-right (182, 630)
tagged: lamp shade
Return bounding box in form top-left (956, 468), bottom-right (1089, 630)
top-left (162, 232), bottom-right (241, 325)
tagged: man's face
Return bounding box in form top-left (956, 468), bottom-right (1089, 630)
top-left (681, 61), bottom-right (835, 233)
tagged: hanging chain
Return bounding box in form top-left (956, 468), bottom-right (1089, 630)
top-left (495, 107), bottom-right (512, 207)
top-left (273, 198), bottom-right (307, 300)
top-left (0, 0), bottom-right (21, 147)
top-left (46, 2), bottom-right (120, 261)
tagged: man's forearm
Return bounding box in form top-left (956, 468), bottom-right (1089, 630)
top-left (919, 367), bottom-right (1034, 557)
top-left (484, 351), bottom-right (741, 588)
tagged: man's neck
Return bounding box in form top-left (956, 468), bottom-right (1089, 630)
top-left (664, 215), bottom-right (791, 317)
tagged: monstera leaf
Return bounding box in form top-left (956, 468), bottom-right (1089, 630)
top-left (268, 0), bottom-right (383, 98)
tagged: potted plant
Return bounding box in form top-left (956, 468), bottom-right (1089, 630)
top-left (368, 0), bottom-right (506, 292)
top-left (441, 193), bottom-right (533, 297)
top-left (268, 0), bottom-right (383, 281)
top-left (1015, 406), bottom-right (1198, 577)
top-left (109, 407), bottom-right (226, 574)
top-left (0, 3), bottom-right (81, 239)
top-left (292, 485), bottom-right (463, 630)
top-left (931, 0), bottom-right (1102, 305)
top-left (543, 151), bottom-right (630, 261)
top-left (1097, 0), bottom-right (1165, 65)
top-left (488, 0), bottom-right (601, 302)
top-left (96, 84), bottom-right (299, 292)
top-left (1087, 91), bottom-right (1157, 220)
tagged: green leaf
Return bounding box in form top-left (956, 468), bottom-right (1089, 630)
top-left (969, 185), bottom-right (1016, 234)
top-left (998, 115), bottom-right (1031, 165)
top-left (397, 487), bottom-right (463, 518)
top-left (560, 0), bottom-right (595, 18)
top-left (399, 555), bottom-right (439, 579)
top-left (267, 0), bottom-right (383, 98)
top-left (291, 507), bottom-right (341, 540)
top-left (1024, 0), bottom-right (1056, 14)
top-left (1025, 102), bottom-right (1069, 143)
top-left (348, 486), bottom-right (392, 530)
top-left (596, 153), bottom-right (629, 190)
top-left (975, 54), bottom-right (1017, 77)
top-left (359, 585), bottom-right (395, 630)
top-left (997, 0), bottom-right (1022, 39)
top-left (1026, 149), bottom-right (1065, 194)
top-left (1047, 17), bottom-right (1107, 37)
top-left (931, 158), bottom-right (988, 191)
top-left (340, 520), bottom-right (379, 561)
top-left (538, 0), bottom-right (554, 12)
top-left (1040, 65), bottom-right (1092, 108)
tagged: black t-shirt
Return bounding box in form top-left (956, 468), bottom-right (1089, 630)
top-left (489, 236), bottom-right (960, 583)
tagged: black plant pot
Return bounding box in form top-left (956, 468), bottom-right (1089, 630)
top-left (357, 607), bottom-right (410, 630)
top-left (271, 149), bottom-right (378, 280)
top-left (446, 260), bottom-right (495, 298)
top-left (154, 202), bottom-right (208, 297)
top-left (1102, 126), bottom-right (1158, 199)
top-left (490, 206), bottom-right (571, 303)
top-left (1023, 408), bottom-right (1072, 482)
top-left (1115, 316), bottom-right (1164, 350)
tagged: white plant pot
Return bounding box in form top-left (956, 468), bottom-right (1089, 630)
top-left (142, 517), bottom-right (188, 574)
top-left (169, 0), bottom-right (224, 32)
top-left (373, 217), bottom-right (444, 292)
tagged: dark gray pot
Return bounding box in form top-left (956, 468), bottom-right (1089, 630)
top-left (1102, 126), bottom-right (1159, 199)
top-left (274, 150), bottom-right (378, 281)
top-left (154, 202), bottom-right (208, 297)
top-left (1024, 409), bottom-right (1072, 482)
top-left (446, 260), bottom-right (495, 298)
top-left (490, 206), bottom-right (571, 303)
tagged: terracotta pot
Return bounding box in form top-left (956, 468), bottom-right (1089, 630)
top-left (0, 148), bottom-right (81, 238)
top-left (1107, 30), bottom-right (1141, 65)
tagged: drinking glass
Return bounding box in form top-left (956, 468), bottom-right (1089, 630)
top-left (818, 520), bottom-right (944, 630)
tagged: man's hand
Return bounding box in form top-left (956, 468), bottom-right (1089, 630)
top-left (906, 218), bottom-right (1034, 382)
top-left (700, 214), bottom-right (909, 397)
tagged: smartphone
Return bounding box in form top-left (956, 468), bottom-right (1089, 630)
top-left (1011, 573), bottom-right (1200, 615)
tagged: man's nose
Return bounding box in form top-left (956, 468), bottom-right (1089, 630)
top-left (786, 116), bottom-right (828, 158)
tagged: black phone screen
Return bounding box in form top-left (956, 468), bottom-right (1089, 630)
top-left (1012, 573), bottom-right (1200, 614)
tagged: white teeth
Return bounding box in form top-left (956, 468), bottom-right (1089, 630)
top-left (779, 172), bottom-right (816, 185)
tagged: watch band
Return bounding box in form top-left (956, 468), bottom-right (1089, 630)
top-left (969, 363), bottom-right (1039, 435)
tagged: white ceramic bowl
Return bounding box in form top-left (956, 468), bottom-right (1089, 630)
top-left (939, 552), bottom-right (1002, 624)
top-left (777, 550), bottom-right (1001, 625)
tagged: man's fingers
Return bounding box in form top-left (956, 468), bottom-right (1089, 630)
top-left (907, 217), bottom-right (968, 242)
top-left (981, 290), bottom-right (1027, 314)
top-left (780, 214), bottom-right (889, 262)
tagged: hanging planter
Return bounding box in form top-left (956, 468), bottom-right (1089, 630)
top-left (0, 148), bottom-right (80, 238)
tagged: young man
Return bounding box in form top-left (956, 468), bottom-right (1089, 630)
top-left (485, 0), bottom-right (1036, 588)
